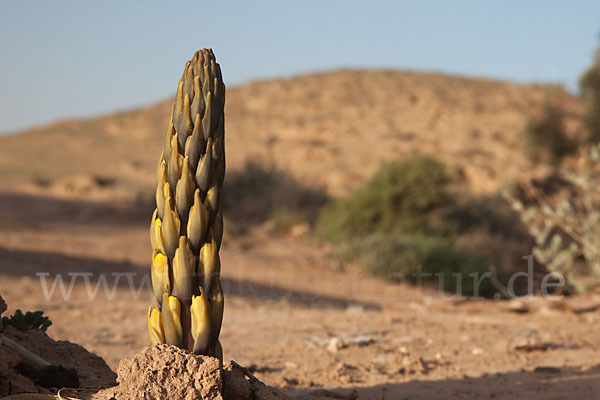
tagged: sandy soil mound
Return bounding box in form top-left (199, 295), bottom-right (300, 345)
top-left (0, 325), bottom-right (116, 396)
top-left (0, 295), bottom-right (116, 397)
top-left (94, 344), bottom-right (287, 400)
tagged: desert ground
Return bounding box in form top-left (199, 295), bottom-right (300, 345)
top-left (1, 70), bottom-right (599, 399)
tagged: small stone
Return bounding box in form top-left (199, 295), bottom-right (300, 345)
top-left (507, 300), bottom-right (529, 313)
top-left (281, 377), bottom-right (299, 387)
top-left (327, 337), bottom-right (344, 353)
top-left (566, 297), bottom-right (600, 314)
top-left (534, 366), bottom-right (561, 374)
top-left (507, 330), bottom-right (553, 352)
top-left (345, 305), bottom-right (364, 315)
top-left (471, 348), bottom-right (484, 355)
top-left (284, 361), bottom-right (298, 370)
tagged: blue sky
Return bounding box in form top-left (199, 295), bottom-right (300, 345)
top-left (1, 1), bottom-right (599, 134)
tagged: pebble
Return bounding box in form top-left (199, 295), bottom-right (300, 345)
top-left (534, 366), bottom-right (561, 374)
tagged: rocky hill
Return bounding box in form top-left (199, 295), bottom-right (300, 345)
top-left (0, 69), bottom-right (583, 200)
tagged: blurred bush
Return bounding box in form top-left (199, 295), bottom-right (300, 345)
top-left (580, 49), bottom-right (600, 143)
top-left (336, 234), bottom-right (495, 297)
top-left (523, 99), bottom-right (576, 166)
top-left (316, 156), bottom-right (455, 241)
top-left (316, 155), bottom-right (515, 297)
top-left (505, 149), bottom-right (600, 293)
top-left (223, 160), bottom-right (328, 231)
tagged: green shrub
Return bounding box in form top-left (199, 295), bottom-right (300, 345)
top-left (523, 100), bottom-right (576, 166)
top-left (336, 234), bottom-right (419, 281)
top-left (415, 238), bottom-right (494, 297)
top-left (336, 234), bottom-right (493, 297)
top-left (316, 155), bottom-right (455, 241)
top-left (314, 155), bottom-right (528, 297)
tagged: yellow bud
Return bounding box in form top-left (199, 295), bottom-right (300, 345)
top-left (176, 94), bottom-right (192, 150)
top-left (147, 306), bottom-right (165, 345)
top-left (209, 279), bottom-right (224, 343)
top-left (149, 209), bottom-right (158, 250)
top-left (190, 78), bottom-right (205, 126)
top-left (205, 185), bottom-right (219, 216)
top-left (176, 157), bottom-right (195, 219)
top-left (151, 252), bottom-right (170, 307)
top-left (172, 79), bottom-right (184, 131)
top-left (156, 162), bottom-right (168, 219)
top-left (191, 288), bottom-right (212, 354)
top-left (173, 237), bottom-right (195, 300)
top-left (162, 294), bottom-right (182, 347)
top-left (162, 191), bottom-right (181, 260)
top-left (200, 241), bottom-right (220, 289)
top-left (163, 123), bottom-right (175, 166)
top-left (152, 217), bottom-right (166, 256)
top-left (211, 211), bottom-right (223, 250)
top-left (187, 189), bottom-right (209, 250)
top-left (168, 134), bottom-right (182, 189)
top-left (195, 137), bottom-right (212, 192)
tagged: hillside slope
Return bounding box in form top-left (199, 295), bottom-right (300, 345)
top-left (0, 69), bottom-right (583, 200)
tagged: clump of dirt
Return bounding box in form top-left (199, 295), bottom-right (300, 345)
top-left (94, 344), bottom-right (288, 400)
top-left (0, 325), bottom-right (116, 396)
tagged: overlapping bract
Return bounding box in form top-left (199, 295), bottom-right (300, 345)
top-left (147, 49), bottom-right (225, 358)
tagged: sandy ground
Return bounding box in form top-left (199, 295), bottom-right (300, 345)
top-left (1, 190), bottom-right (600, 399)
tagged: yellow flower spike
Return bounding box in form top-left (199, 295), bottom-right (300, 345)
top-left (190, 289), bottom-right (212, 355)
top-left (162, 294), bottom-right (182, 347)
top-left (195, 137), bottom-right (212, 192)
top-left (200, 240), bottom-right (220, 289)
top-left (187, 189), bottom-right (209, 250)
top-left (173, 237), bottom-right (195, 301)
top-left (149, 49), bottom-right (226, 355)
top-left (147, 306), bottom-right (165, 345)
top-left (176, 157), bottom-right (195, 219)
top-left (151, 252), bottom-right (170, 307)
